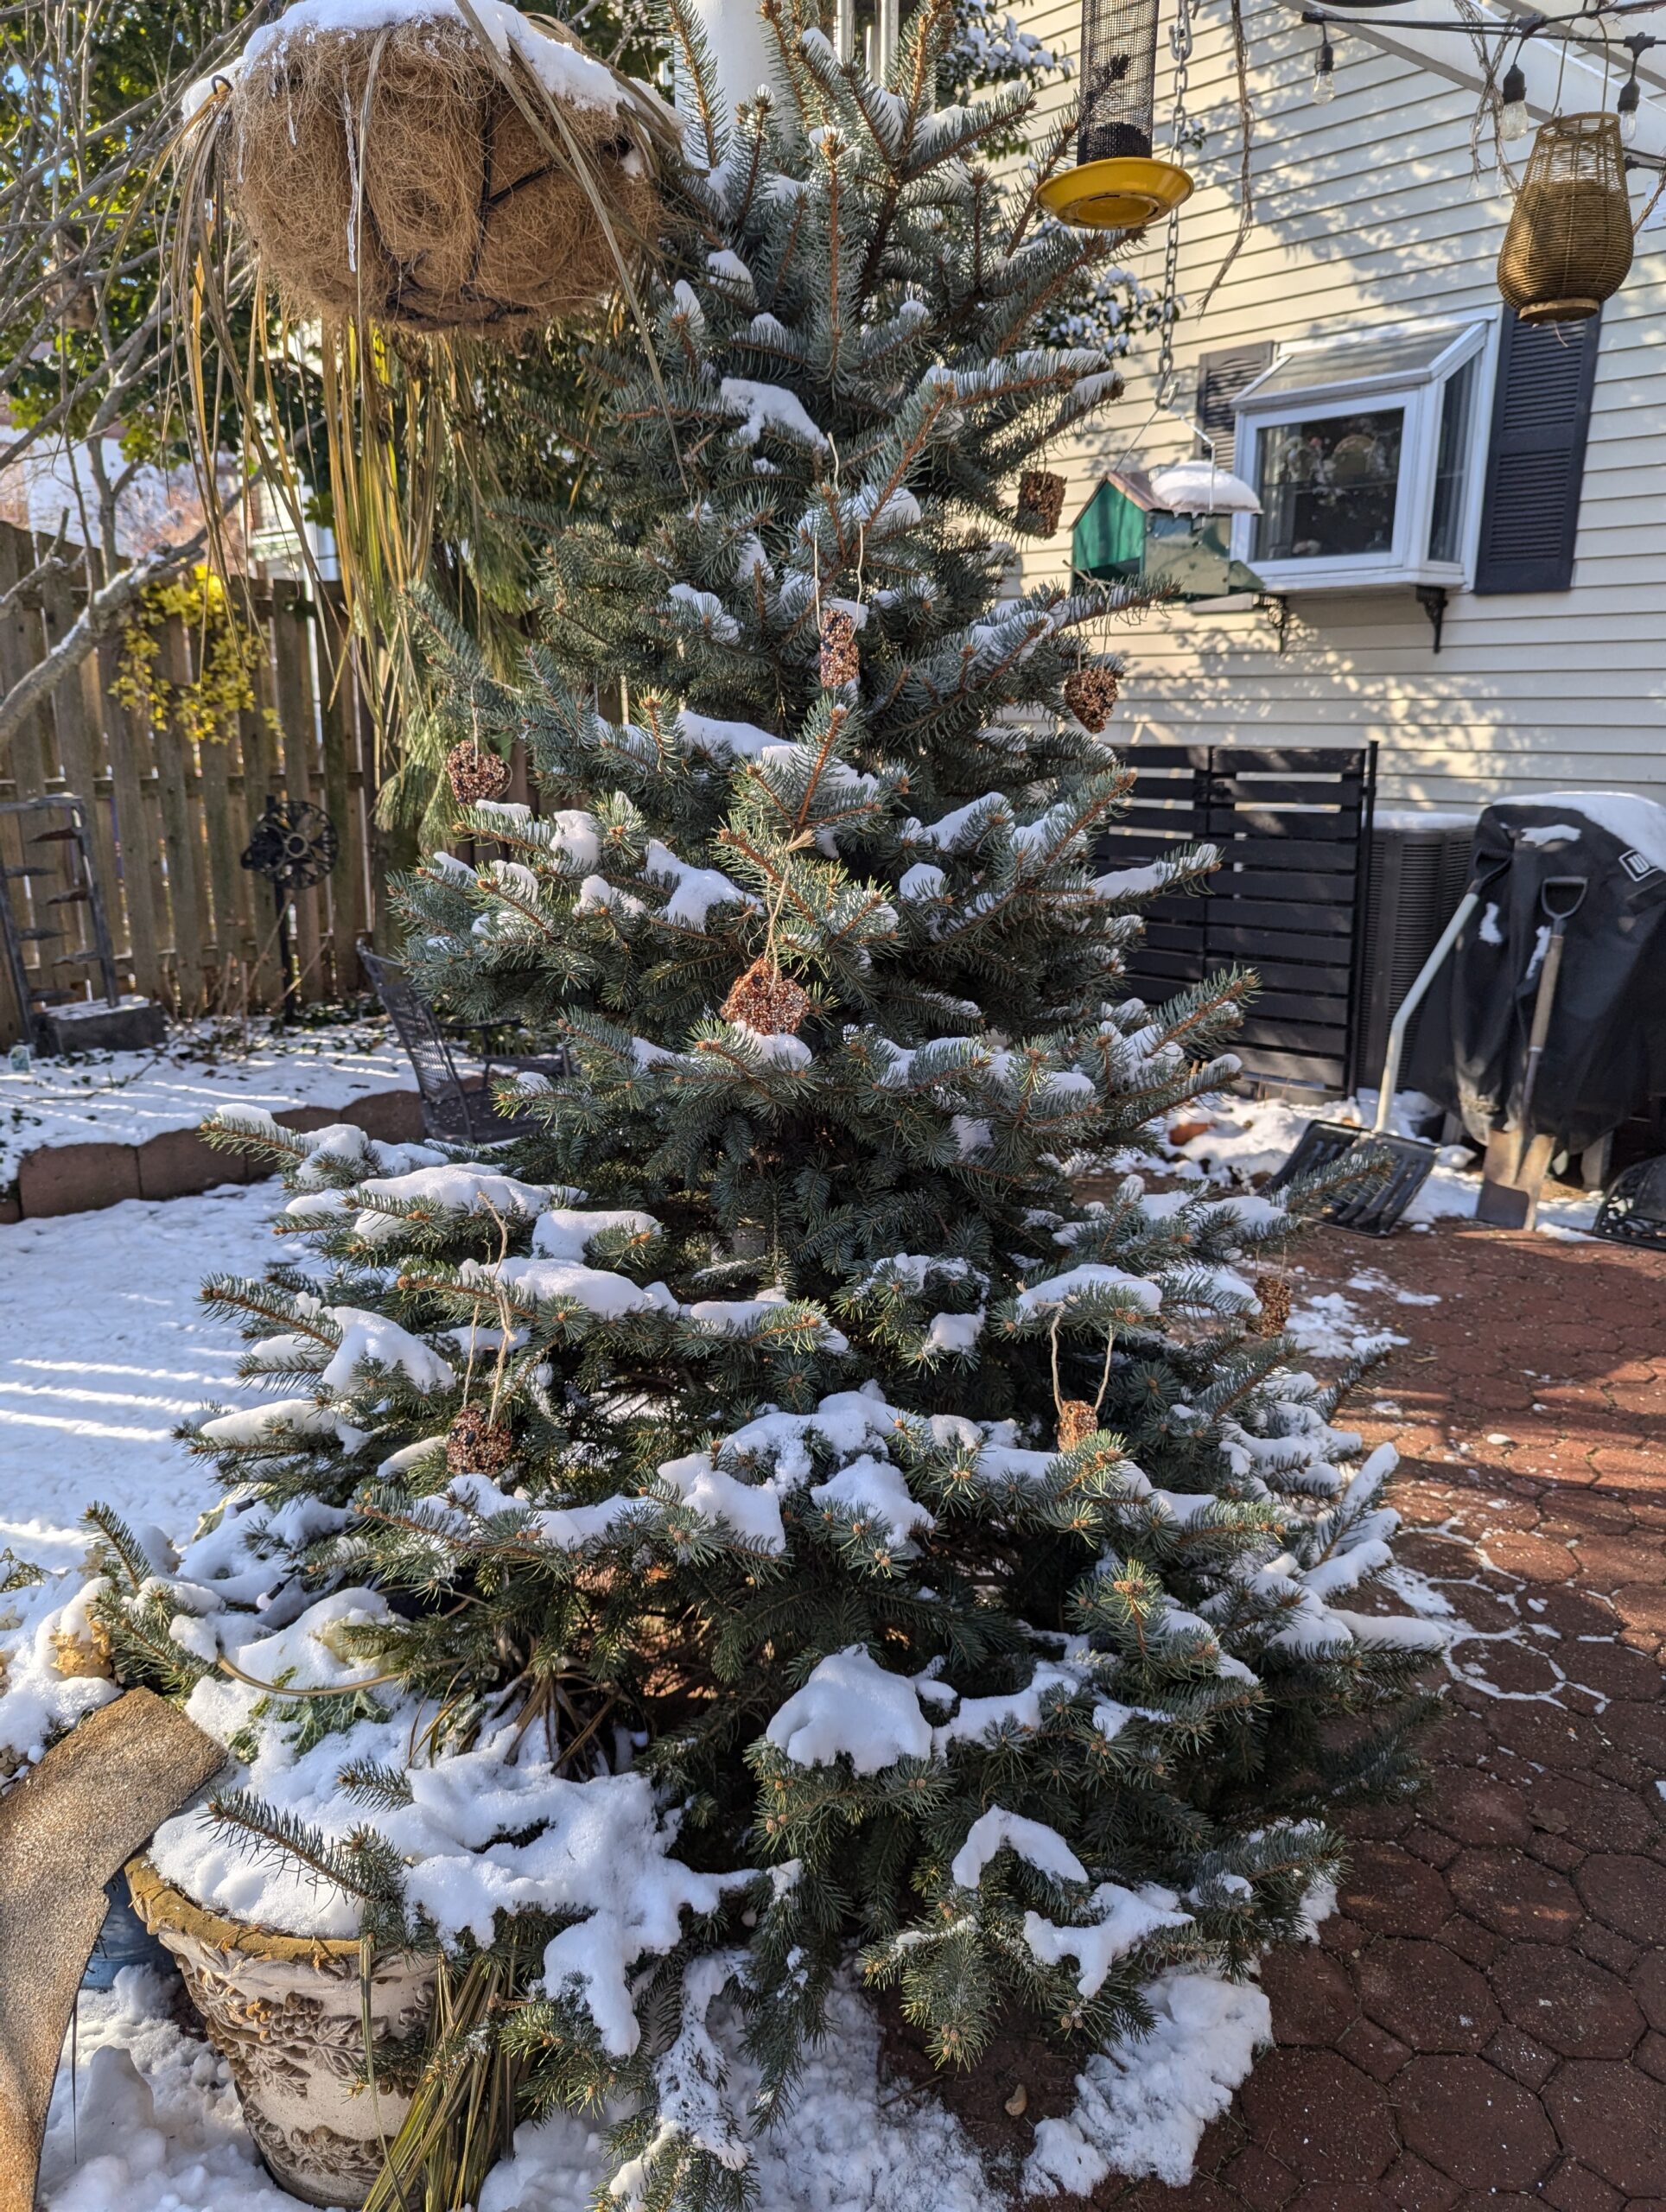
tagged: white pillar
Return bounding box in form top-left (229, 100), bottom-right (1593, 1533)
top-left (678, 0), bottom-right (779, 120)
top-left (877, 0), bottom-right (900, 81)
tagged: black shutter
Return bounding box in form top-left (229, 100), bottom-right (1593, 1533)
top-left (1196, 342), bottom-right (1274, 474)
top-left (1473, 308), bottom-right (1601, 595)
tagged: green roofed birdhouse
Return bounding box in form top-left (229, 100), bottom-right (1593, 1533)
top-left (1072, 460), bottom-right (1266, 606)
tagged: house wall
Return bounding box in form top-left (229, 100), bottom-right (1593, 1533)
top-left (1009, 0), bottom-right (1666, 812)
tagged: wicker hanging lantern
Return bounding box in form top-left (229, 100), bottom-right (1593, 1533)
top-left (1497, 113), bottom-right (1634, 326)
top-left (1038, 0), bottom-right (1193, 230)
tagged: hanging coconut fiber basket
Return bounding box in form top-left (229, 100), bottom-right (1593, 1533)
top-left (187, 0), bottom-right (671, 338)
top-left (1498, 112), bottom-right (1635, 326)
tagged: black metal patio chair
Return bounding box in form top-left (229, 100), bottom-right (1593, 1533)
top-left (357, 938), bottom-right (566, 1145)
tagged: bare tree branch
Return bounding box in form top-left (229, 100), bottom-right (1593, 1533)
top-left (0, 528), bottom-right (208, 760)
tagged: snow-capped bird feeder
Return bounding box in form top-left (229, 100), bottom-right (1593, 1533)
top-left (1039, 0), bottom-right (1194, 229)
top-left (188, 1), bottom-right (667, 337)
top-left (1071, 458), bottom-right (1264, 604)
top-left (1497, 114), bottom-right (1634, 326)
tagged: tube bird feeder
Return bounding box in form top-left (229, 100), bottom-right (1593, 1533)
top-left (1039, 0), bottom-right (1194, 230)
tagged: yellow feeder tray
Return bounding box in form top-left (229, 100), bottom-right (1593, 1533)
top-left (1038, 156), bottom-right (1193, 230)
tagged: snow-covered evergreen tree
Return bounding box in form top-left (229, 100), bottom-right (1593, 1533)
top-left (97, 6), bottom-right (1439, 2204)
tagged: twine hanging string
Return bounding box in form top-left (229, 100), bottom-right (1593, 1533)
top-left (1047, 1305), bottom-right (1118, 1434)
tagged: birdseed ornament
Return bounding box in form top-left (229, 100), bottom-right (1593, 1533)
top-left (1056, 1399), bottom-right (1099, 1451)
top-left (447, 1402), bottom-right (515, 1477)
top-left (1016, 468), bottom-right (1067, 536)
top-left (1255, 1271), bottom-right (1293, 1338)
top-left (722, 957), bottom-right (811, 1036)
top-left (1064, 665), bottom-right (1121, 733)
top-left (818, 607), bottom-right (861, 689)
top-left (447, 740), bottom-right (513, 805)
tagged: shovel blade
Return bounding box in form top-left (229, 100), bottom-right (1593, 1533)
top-left (1476, 1129), bottom-right (1556, 1230)
top-left (1268, 1122), bottom-right (1439, 1236)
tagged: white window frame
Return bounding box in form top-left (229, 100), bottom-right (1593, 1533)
top-left (1230, 314), bottom-right (1499, 593)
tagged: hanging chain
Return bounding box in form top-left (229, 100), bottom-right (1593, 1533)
top-left (1154, 0), bottom-right (1193, 407)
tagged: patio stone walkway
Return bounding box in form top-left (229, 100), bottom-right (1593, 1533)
top-left (1097, 1216), bottom-right (1666, 2211)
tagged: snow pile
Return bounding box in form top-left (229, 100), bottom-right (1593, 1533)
top-left (0, 1014), bottom-right (421, 1185)
top-left (36, 1974), bottom-right (299, 2212)
top-left (1025, 1969), bottom-right (1273, 2194)
top-left (767, 1645), bottom-right (933, 1772)
top-left (1284, 1288), bottom-right (1406, 1363)
top-left (479, 1968), bottom-right (1002, 2212)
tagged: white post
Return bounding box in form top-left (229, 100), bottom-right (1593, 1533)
top-left (877, 0), bottom-right (900, 80)
top-left (677, 0), bottom-right (779, 123)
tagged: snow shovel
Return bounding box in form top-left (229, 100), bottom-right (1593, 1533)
top-left (1268, 889), bottom-right (1479, 1235)
top-left (1476, 874), bottom-right (1588, 1230)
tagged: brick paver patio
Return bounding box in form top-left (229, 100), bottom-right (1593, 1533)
top-left (1096, 1216), bottom-right (1666, 2211)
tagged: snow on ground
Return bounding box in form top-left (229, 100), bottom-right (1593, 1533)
top-left (37, 1972), bottom-right (297, 2212)
top-left (1, 1014), bottom-right (416, 1185)
top-left (40, 1957), bottom-right (1275, 2212)
top-left (1171, 1090), bottom-right (1599, 1237)
top-left (0, 1181), bottom-right (288, 1568)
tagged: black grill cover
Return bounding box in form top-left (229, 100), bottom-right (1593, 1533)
top-left (1410, 793), bottom-right (1666, 1154)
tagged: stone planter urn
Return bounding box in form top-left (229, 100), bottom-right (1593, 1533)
top-left (126, 1857), bottom-right (434, 2209)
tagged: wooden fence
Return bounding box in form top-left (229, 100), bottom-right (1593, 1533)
top-left (0, 521), bottom-right (384, 1048)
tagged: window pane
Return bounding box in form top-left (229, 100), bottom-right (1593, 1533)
top-left (1253, 410), bottom-right (1404, 562)
top-left (1428, 356), bottom-right (1478, 564)
top-left (1246, 327), bottom-right (1465, 401)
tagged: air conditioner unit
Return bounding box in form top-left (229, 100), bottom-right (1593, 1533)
top-left (1356, 809), bottom-right (1476, 1094)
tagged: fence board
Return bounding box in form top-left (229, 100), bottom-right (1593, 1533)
top-left (99, 637), bottom-right (163, 1002)
top-left (270, 583), bottom-right (322, 1000)
top-left (41, 574), bottom-right (107, 992)
top-left (154, 619), bottom-right (210, 1006)
top-left (316, 603), bottom-right (359, 994)
top-left (238, 665), bottom-right (284, 1012)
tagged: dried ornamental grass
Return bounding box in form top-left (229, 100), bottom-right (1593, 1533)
top-left (214, 4), bottom-right (662, 338)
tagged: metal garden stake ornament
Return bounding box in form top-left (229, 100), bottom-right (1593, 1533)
top-left (240, 798), bottom-right (340, 1019)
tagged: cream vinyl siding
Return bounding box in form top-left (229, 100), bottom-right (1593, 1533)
top-left (1007, 0), bottom-right (1666, 810)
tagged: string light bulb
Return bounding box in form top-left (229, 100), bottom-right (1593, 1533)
top-left (1313, 29), bottom-right (1337, 102)
top-left (1618, 64), bottom-right (1641, 144)
top-left (1499, 58), bottom-right (1530, 143)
